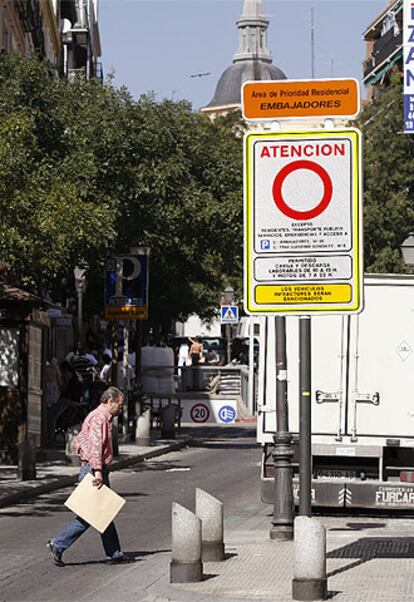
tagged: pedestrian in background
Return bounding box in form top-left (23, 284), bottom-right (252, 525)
top-left (47, 387), bottom-right (129, 566)
top-left (189, 336), bottom-right (203, 390)
top-left (99, 353), bottom-right (112, 385)
top-left (71, 347), bottom-right (98, 404)
top-left (177, 339), bottom-right (190, 376)
top-left (45, 358), bottom-right (62, 407)
top-left (189, 336), bottom-right (203, 366)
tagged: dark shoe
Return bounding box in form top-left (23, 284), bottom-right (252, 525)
top-left (47, 540), bottom-right (65, 567)
top-left (106, 552), bottom-right (135, 564)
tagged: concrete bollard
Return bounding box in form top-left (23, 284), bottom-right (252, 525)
top-left (161, 405), bottom-right (176, 439)
top-left (170, 502), bottom-right (203, 583)
top-left (135, 406), bottom-right (151, 446)
top-left (292, 516), bottom-right (328, 601)
top-left (195, 488), bottom-right (225, 561)
top-left (65, 426), bottom-right (81, 466)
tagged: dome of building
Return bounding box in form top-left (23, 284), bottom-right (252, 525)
top-left (206, 61), bottom-right (286, 108)
top-left (203, 0), bottom-right (286, 112)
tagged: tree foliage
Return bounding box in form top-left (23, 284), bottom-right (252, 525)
top-left (0, 54), bottom-right (244, 328)
top-left (359, 75), bottom-right (414, 273)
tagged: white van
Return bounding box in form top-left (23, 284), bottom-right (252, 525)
top-left (258, 274), bottom-right (414, 510)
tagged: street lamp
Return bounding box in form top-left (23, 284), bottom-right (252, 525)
top-left (223, 286), bottom-right (235, 304)
top-left (401, 233), bottom-right (414, 266)
top-left (129, 242), bottom-right (151, 444)
top-left (130, 242), bottom-right (151, 257)
top-left (223, 286), bottom-right (235, 364)
top-left (73, 264), bottom-right (88, 347)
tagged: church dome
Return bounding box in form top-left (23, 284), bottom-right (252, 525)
top-left (206, 60), bottom-right (286, 108)
top-left (203, 1), bottom-right (287, 111)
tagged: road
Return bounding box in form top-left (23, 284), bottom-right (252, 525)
top-left (0, 427), bottom-right (263, 602)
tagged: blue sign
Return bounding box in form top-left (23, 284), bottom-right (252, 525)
top-left (218, 405), bottom-right (237, 424)
top-left (104, 254), bottom-right (148, 320)
top-left (221, 305), bottom-right (239, 324)
top-left (404, 0), bottom-right (414, 133)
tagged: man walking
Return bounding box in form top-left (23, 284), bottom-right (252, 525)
top-left (47, 386), bottom-right (127, 566)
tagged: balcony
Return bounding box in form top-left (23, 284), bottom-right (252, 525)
top-left (363, 27), bottom-right (402, 81)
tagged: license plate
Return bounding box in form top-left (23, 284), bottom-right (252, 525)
top-left (315, 469), bottom-right (356, 480)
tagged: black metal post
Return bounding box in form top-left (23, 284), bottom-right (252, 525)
top-left (226, 323), bottom-right (232, 364)
top-left (111, 320), bottom-right (119, 456)
top-left (136, 320), bottom-right (143, 403)
top-left (299, 316), bottom-right (312, 516)
top-left (122, 322), bottom-right (129, 441)
top-left (111, 320), bottom-right (118, 387)
top-left (131, 319), bottom-right (143, 439)
top-left (270, 316), bottom-right (294, 540)
top-left (77, 289), bottom-right (83, 348)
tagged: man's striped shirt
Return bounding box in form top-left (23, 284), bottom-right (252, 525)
top-left (74, 404), bottom-right (113, 470)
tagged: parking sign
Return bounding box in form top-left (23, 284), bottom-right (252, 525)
top-left (104, 255), bottom-right (148, 320)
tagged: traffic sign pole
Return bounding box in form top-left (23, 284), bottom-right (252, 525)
top-left (242, 77), bottom-right (361, 597)
top-left (270, 316), bottom-right (294, 541)
top-left (226, 324), bottom-right (232, 364)
top-left (299, 316), bottom-right (312, 517)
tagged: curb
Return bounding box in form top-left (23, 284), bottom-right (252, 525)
top-left (0, 437), bottom-right (192, 509)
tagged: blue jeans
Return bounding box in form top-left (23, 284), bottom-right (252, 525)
top-left (52, 464), bottom-right (122, 558)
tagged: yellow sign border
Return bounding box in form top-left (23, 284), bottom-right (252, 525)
top-left (244, 128), bottom-right (363, 315)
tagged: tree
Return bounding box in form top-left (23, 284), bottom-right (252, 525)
top-left (0, 55), bottom-right (123, 295)
top-left (113, 98), bottom-right (244, 328)
top-left (359, 75), bottom-right (414, 272)
top-left (0, 54), bottom-right (244, 329)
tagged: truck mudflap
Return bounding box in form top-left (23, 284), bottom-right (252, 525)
top-left (262, 478), bottom-right (414, 509)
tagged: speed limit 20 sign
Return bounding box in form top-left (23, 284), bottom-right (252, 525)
top-left (244, 129), bottom-right (363, 315)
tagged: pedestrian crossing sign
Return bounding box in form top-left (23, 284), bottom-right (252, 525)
top-left (221, 305), bottom-right (239, 324)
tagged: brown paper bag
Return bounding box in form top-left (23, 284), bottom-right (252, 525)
top-left (64, 473), bottom-right (126, 533)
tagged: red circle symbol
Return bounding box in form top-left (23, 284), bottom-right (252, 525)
top-left (190, 403), bottom-right (210, 423)
top-left (272, 160), bottom-right (333, 221)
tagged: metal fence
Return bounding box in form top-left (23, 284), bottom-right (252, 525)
top-left (139, 364), bottom-right (252, 409)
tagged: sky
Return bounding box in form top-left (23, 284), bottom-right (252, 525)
top-left (99, 0), bottom-right (387, 110)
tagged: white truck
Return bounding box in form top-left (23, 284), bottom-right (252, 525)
top-left (258, 274), bottom-right (414, 510)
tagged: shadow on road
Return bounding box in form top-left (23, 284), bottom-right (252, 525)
top-left (203, 573), bottom-right (218, 581)
top-left (192, 442), bottom-right (257, 450)
top-left (327, 537), bottom-right (414, 578)
top-left (127, 548), bottom-right (171, 557)
top-left (122, 461), bottom-right (192, 474)
top-left (329, 522), bottom-right (386, 532)
top-left (65, 549), bottom-right (172, 566)
top-left (0, 494), bottom-right (72, 517)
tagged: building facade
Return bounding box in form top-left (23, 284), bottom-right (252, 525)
top-left (0, 0), bottom-right (101, 80)
top-left (62, 0), bottom-right (102, 80)
top-left (363, 0), bottom-right (402, 101)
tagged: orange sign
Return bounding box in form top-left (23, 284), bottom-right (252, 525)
top-left (104, 306), bottom-right (148, 320)
top-left (242, 78), bottom-right (359, 120)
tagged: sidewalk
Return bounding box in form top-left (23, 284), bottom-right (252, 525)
top-left (0, 434), bottom-right (192, 509)
top-left (3, 426), bottom-right (414, 600)
top-left (99, 510), bottom-right (414, 602)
